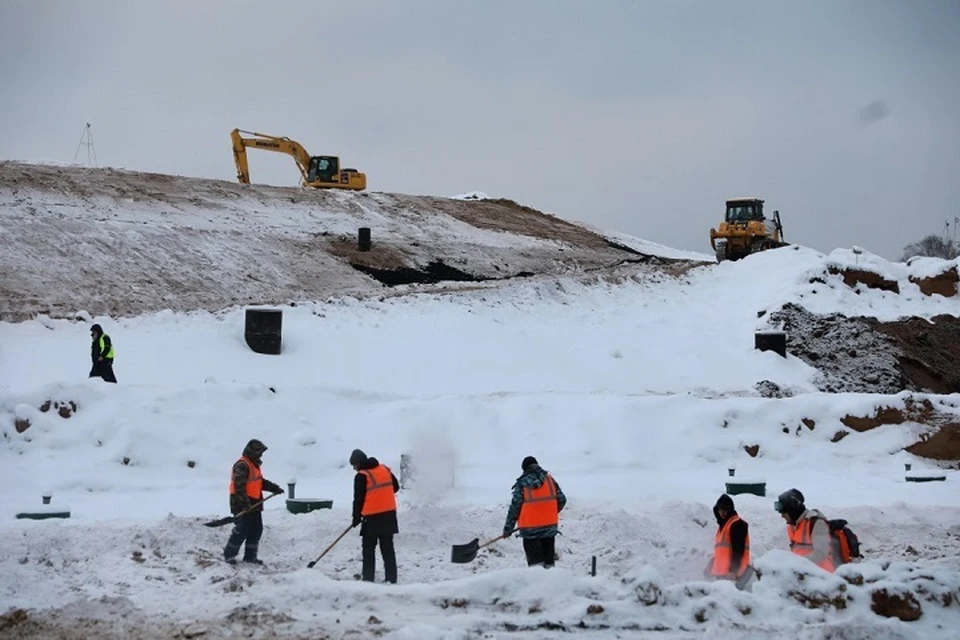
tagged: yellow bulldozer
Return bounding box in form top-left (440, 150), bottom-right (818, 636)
top-left (230, 128), bottom-right (366, 191)
top-left (709, 197), bottom-right (786, 261)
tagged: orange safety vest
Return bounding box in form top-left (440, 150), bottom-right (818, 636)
top-left (228, 456), bottom-right (263, 500)
top-left (361, 464), bottom-right (397, 516)
top-left (711, 514), bottom-right (750, 577)
top-left (517, 475), bottom-right (559, 529)
top-left (788, 517), bottom-right (836, 573)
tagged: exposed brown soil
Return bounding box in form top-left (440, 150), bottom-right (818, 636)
top-left (828, 266), bottom-right (900, 293)
top-left (906, 423), bottom-right (960, 461)
top-left (910, 266), bottom-right (959, 297)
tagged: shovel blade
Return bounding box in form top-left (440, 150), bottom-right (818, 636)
top-left (450, 538), bottom-right (480, 563)
top-left (203, 516), bottom-right (236, 528)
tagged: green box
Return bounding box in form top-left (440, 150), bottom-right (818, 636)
top-left (725, 482), bottom-right (766, 497)
top-left (285, 498), bottom-right (333, 514)
top-left (16, 511), bottom-right (71, 520)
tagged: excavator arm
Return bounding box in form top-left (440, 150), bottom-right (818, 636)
top-left (231, 129), bottom-right (312, 186)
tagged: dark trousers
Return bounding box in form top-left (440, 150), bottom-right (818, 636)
top-left (224, 512), bottom-right (263, 561)
top-left (89, 359), bottom-right (117, 383)
top-left (362, 534), bottom-right (397, 583)
top-left (523, 537), bottom-right (556, 567)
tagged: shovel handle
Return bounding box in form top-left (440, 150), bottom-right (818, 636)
top-left (235, 492), bottom-right (281, 517)
top-left (479, 529), bottom-right (516, 549)
top-left (307, 525), bottom-right (354, 568)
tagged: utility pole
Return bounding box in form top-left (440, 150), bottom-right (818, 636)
top-left (73, 123), bottom-right (98, 167)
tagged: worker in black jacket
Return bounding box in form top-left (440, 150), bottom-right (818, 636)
top-left (350, 449), bottom-right (400, 583)
top-left (705, 494), bottom-right (752, 588)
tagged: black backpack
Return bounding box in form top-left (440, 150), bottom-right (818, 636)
top-left (828, 518), bottom-right (861, 564)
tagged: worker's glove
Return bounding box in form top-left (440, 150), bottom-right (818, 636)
top-left (502, 529), bottom-right (513, 539)
top-left (352, 516), bottom-right (361, 528)
top-left (272, 488), bottom-right (284, 495)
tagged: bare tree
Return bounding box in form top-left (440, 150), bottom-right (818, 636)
top-left (901, 234), bottom-right (960, 261)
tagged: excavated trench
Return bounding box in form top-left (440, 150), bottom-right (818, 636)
top-left (348, 259), bottom-right (490, 286)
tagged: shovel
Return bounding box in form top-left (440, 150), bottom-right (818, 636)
top-left (307, 524), bottom-right (355, 568)
top-left (203, 493), bottom-right (281, 528)
top-left (451, 530), bottom-right (514, 564)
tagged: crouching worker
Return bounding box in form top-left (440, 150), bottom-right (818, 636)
top-left (502, 456), bottom-right (567, 568)
top-left (704, 494), bottom-right (754, 589)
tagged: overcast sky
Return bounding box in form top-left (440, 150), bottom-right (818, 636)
top-left (2, 0), bottom-right (958, 260)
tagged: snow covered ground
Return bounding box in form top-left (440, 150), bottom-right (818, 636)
top-left (2, 239), bottom-right (960, 637)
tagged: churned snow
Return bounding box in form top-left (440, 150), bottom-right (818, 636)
top-left (2, 199), bottom-right (960, 638)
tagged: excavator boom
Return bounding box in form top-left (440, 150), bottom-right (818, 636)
top-left (230, 128), bottom-right (366, 191)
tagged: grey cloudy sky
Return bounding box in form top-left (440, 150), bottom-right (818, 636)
top-left (2, 0), bottom-right (958, 260)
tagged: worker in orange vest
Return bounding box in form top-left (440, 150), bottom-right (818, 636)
top-left (705, 494), bottom-right (752, 587)
top-left (502, 456), bottom-right (567, 567)
top-left (350, 449), bottom-right (400, 583)
top-left (775, 488), bottom-right (836, 573)
top-left (223, 439), bottom-right (284, 565)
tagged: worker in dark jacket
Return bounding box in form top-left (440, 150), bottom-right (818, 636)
top-left (350, 448), bottom-right (400, 583)
top-left (223, 439), bottom-right (283, 565)
top-left (705, 494), bottom-right (752, 587)
top-left (502, 456), bottom-right (567, 567)
top-left (89, 324), bottom-right (117, 383)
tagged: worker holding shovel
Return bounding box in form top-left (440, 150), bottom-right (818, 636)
top-left (223, 439), bottom-right (284, 565)
top-left (350, 449), bottom-right (400, 583)
top-left (502, 456), bottom-right (567, 568)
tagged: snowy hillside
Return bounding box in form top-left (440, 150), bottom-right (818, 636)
top-left (0, 161), bottom-right (703, 321)
top-left (2, 162), bottom-right (960, 638)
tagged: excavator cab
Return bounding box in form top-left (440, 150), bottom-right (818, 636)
top-left (308, 156), bottom-right (340, 183)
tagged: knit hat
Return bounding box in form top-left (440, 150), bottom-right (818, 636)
top-left (91, 324), bottom-right (103, 334)
top-left (774, 488), bottom-right (805, 520)
top-left (521, 455), bottom-right (539, 472)
top-left (349, 449), bottom-right (368, 466)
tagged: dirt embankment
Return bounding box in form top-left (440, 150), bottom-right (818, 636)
top-left (1, 162), bottom-right (694, 321)
top-left (770, 303), bottom-right (960, 396)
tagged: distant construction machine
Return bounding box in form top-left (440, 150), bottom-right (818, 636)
top-left (230, 129), bottom-right (366, 191)
top-left (709, 197), bottom-right (786, 262)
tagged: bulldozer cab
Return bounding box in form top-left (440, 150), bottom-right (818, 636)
top-left (308, 155), bottom-right (340, 183)
top-left (725, 198), bottom-right (764, 223)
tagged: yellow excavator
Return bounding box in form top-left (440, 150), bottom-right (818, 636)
top-left (709, 197), bottom-right (786, 261)
top-left (230, 128), bottom-right (366, 191)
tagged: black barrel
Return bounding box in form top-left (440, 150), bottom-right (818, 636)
top-left (754, 330), bottom-right (786, 358)
top-left (245, 308), bottom-right (282, 355)
top-left (358, 227), bottom-right (371, 251)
